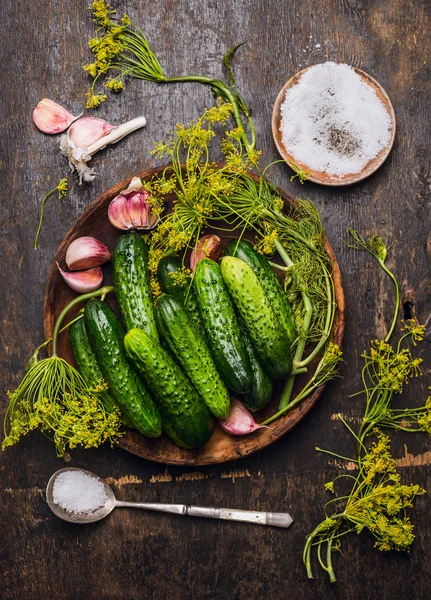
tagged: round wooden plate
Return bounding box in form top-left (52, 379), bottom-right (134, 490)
top-left (272, 66), bottom-right (396, 186)
top-left (44, 165), bottom-right (345, 466)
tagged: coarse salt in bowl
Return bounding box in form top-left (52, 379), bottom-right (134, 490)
top-left (272, 62), bottom-right (396, 186)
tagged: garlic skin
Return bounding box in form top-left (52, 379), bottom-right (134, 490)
top-left (65, 237), bottom-right (111, 271)
top-left (219, 398), bottom-right (267, 436)
top-left (108, 177), bottom-right (159, 230)
top-left (190, 234), bottom-right (221, 272)
top-left (60, 116), bottom-right (147, 184)
top-left (66, 118), bottom-right (114, 148)
top-left (33, 98), bottom-right (79, 135)
top-left (57, 263), bottom-right (103, 293)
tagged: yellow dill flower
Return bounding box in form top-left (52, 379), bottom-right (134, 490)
top-left (57, 178), bottom-right (68, 197)
top-left (105, 78), bottom-right (124, 91)
top-left (150, 276), bottom-right (161, 300)
top-left (85, 91), bottom-right (108, 109)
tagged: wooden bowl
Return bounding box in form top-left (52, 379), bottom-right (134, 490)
top-left (44, 165), bottom-right (345, 466)
top-left (272, 66), bottom-right (396, 186)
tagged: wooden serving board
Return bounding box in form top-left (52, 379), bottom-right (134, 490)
top-left (44, 165), bottom-right (345, 466)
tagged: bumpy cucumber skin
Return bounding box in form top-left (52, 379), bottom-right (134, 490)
top-left (157, 256), bottom-right (202, 330)
top-left (224, 239), bottom-right (295, 344)
top-left (84, 299), bottom-right (162, 438)
top-left (220, 256), bottom-right (292, 380)
top-left (112, 231), bottom-right (159, 340)
top-left (69, 318), bottom-right (134, 428)
top-left (193, 259), bottom-right (253, 394)
top-left (155, 294), bottom-right (230, 419)
top-left (238, 318), bottom-right (273, 411)
top-left (124, 328), bottom-right (214, 449)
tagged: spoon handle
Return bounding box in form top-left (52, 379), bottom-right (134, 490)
top-left (115, 501), bottom-right (293, 528)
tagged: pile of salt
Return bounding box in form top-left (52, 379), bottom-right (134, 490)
top-left (280, 62), bottom-right (392, 177)
top-left (52, 470), bottom-right (107, 514)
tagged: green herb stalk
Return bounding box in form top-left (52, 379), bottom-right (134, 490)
top-left (304, 232), bottom-right (429, 582)
top-left (2, 286), bottom-right (121, 456)
top-left (85, 1), bottom-right (255, 150)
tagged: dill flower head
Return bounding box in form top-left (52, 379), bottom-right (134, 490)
top-left (2, 357), bottom-right (122, 456)
top-left (401, 319), bottom-right (426, 345)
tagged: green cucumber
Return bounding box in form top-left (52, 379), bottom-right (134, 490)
top-left (84, 299), bottom-right (162, 438)
top-left (193, 258), bottom-right (253, 394)
top-left (124, 328), bottom-right (214, 449)
top-left (155, 294), bottom-right (230, 419)
top-left (220, 256), bottom-right (292, 380)
top-left (69, 318), bottom-right (134, 428)
top-left (224, 239), bottom-right (296, 344)
top-left (238, 318), bottom-right (273, 411)
top-left (112, 231), bottom-right (158, 339)
top-left (157, 256), bottom-right (201, 330)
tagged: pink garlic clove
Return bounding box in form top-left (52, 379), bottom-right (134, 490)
top-left (108, 195), bottom-right (134, 230)
top-left (67, 117), bottom-right (114, 149)
top-left (108, 183), bottom-right (159, 231)
top-left (33, 98), bottom-right (78, 135)
top-left (128, 191), bottom-right (150, 227)
top-left (190, 234), bottom-right (221, 272)
top-left (65, 236), bottom-right (111, 271)
top-left (219, 398), bottom-right (267, 436)
top-left (57, 263), bottom-right (103, 293)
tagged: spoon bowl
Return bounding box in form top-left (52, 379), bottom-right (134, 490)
top-left (46, 467), bottom-right (116, 524)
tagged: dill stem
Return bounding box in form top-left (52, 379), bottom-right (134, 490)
top-left (380, 260), bottom-right (399, 342)
top-left (51, 286), bottom-right (114, 356)
top-left (165, 75), bottom-right (256, 151)
top-left (273, 239), bottom-right (314, 410)
top-left (296, 263), bottom-right (335, 368)
top-left (34, 186), bottom-right (59, 250)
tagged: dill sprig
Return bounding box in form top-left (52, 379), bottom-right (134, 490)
top-left (305, 231), bottom-right (428, 582)
top-left (34, 178), bottom-right (68, 250)
top-left (2, 286), bottom-right (122, 456)
top-left (84, 0), bottom-right (256, 150)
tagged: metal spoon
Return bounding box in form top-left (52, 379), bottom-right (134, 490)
top-left (46, 467), bottom-right (293, 528)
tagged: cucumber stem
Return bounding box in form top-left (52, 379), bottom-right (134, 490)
top-left (51, 286), bottom-right (114, 357)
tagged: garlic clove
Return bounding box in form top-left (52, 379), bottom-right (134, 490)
top-left (219, 398), bottom-right (267, 436)
top-left (108, 186), bottom-right (160, 231)
top-left (60, 116), bottom-right (146, 185)
top-left (108, 194), bottom-right (134, 230)
top-left (33, 98), bottom-right (78, 135)
top-left (128, 191), bottom-right (150, 228)
top-left (67, 117), bottom-right (114, 149)
top-left (65, 236), bottom-right (111, 271)
top-left (57, 263), bottom-right (103, 293)
top-left (190, 234), bottom-right (221, 272)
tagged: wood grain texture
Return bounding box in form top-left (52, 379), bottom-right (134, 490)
top-left (43, 167), bottom-right (345, 466)
top-left (1, 0), bottom-right (430, 599)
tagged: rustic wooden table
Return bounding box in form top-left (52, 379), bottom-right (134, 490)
top-left (1, 1), bottom-right (430, 598)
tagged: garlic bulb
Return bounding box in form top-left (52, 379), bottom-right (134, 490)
top-left (33, 98), bottom-right (79, 135)
top-left (60, 116), bottom-right (147, 184)
top-left (108, 177), bottom-right (159, 230)
top-left (65, 237), bottom-right (111, 271)
top-left (57, 264), bottom-right (103, 293)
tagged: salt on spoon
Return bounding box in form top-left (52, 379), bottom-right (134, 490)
top-left (46, 468), bottom-right (293, 528)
